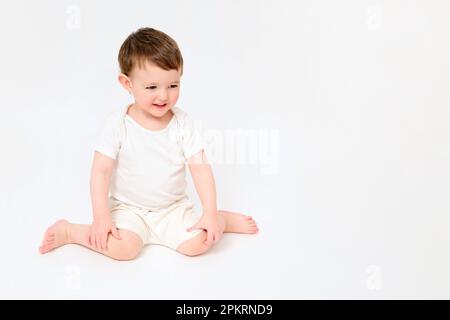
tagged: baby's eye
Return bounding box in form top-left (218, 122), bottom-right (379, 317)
top-left (169, 84), bottom-right (179, 89)
top-left (145, 86), bottom-right (157, 90)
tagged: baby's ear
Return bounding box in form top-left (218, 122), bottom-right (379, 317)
top-left (118, 73), bottom-right (132, 92)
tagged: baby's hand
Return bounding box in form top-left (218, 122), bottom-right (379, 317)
top-left (187, 213), bottom-right (221, 247)
top-left (87, 216), bottom-right (122, 251)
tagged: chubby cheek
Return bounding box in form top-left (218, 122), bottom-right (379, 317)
top-left (169, 90), bottom-right (180, 105)
top-left (136, 91), bottom-right (157, 105)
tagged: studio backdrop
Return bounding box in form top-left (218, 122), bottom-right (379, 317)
top-left (0, 0), bottom-right (449, 299)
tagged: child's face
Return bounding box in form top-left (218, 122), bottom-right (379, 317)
top-left (120, 61), bottom-right (181, 118)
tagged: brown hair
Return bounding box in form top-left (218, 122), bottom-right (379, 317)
top-left (118, 27), bottom-right (183, 76)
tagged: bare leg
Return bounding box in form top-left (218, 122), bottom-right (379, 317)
top-left (177, 210), bottom-right (258, 256)
top-left (39, 219), bottom-right (143, 261)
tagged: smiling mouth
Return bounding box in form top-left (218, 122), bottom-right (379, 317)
top-left (153, 103), bottom-right (167, 108)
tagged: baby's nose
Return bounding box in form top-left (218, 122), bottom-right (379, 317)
top-left (158, 89), bottom-right (168, 100)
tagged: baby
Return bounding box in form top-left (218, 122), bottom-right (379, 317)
top-left (39, 27), bottom-right (258, 260)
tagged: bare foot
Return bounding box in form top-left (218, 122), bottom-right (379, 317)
top-left (39, 219), bottom-right (71, 254)
top-left (218, 211), bottom-right (259, 234)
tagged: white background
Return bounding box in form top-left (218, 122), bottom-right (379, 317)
top-left (0, 0), bottom-right (449, 299)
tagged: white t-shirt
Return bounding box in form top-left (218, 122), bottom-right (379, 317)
top-left (93, 105), bottom-right (205, 211)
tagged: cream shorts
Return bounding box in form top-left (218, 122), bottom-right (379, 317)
top-left (108, 196), bottom-right (203, 250)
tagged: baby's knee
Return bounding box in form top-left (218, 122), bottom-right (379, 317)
top-left (186, 244), bottom-right (211, 257)
top-left (108, 230), bottom-right (143, 261)
top-left (177, 232), bottom-right (213, 257)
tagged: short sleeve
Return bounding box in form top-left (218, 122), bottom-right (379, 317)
top-left (93, 112), bottom-right (125, 160)
top-left (181, 112), bottom-right (205, 160)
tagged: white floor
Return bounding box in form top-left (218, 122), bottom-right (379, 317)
top-left (2, 181), bottom-right (449, 299)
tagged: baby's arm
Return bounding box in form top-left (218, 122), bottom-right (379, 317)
top-left (187, 150), bottom-right (223, 245)
top-left (88, 151), bottom-right (121, 249)
top-left (187, 150), bottom-right (217, 215)
top-left (90, 151), bottom-right (115, 218)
